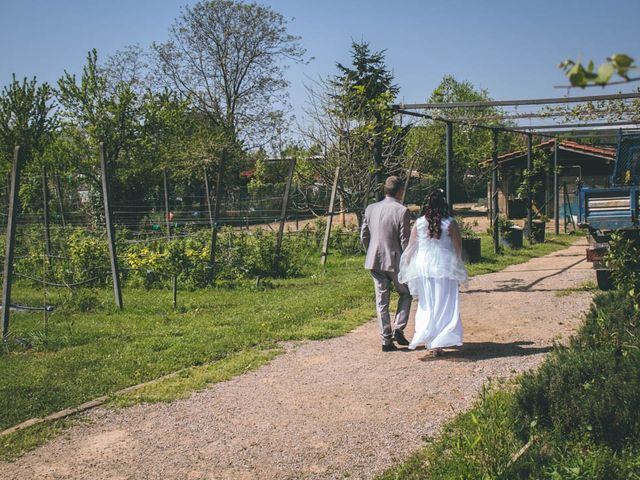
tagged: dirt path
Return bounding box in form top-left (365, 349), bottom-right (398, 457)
top-left (2, 240), bottom-right (595, 480)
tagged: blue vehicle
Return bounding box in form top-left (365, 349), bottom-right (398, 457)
top-left (578, 133), bottom-right (640, 289)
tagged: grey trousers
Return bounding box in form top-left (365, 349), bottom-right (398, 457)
top-left (370, 269), bottom-right (412, 345)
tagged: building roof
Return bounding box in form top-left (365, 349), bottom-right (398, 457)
top-left (492, 139), bottom-right (615, 166)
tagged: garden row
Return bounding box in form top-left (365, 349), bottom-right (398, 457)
top-left (9, 220), bottom-right (361, 290)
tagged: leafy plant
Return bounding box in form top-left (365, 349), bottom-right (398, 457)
top-left (455, 217), bottom-right (479, 239)
top-left (559, 54), bottom-right (636, 88)
top-left (604, 233), bottom-right (640, 307)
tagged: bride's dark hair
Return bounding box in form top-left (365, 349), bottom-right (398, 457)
top-left (420, 189), bottom-right (450, 239)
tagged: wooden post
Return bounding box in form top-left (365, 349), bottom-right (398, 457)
top-left (274, 158), bottom-right (296, 271)
top-left (42, 165), bottom-right (51, 258)
top-left (54, 173), bottom-right (66, 229)
top-left (320, 166), bottom-right (340, 266)
top-left (100, 143), bottom-right (123, 310)
top-left (526, 133), bottom-right (533, 241)
top-left (203, 166), bottom-right (214, 231)
top-left (163, 169), bottom-right (172, 238)
top-left (163, 169), bottom-right (177, 309)
top-left (492, 130), bottom-right (500, 254)
top-left (445, 121), bottom-right (453, 207)
top-left (488, 179), bottom-right (493, 229)
top-left (209, 151), bottom-right (226, 278)
top-left (554, 139), bottom-right (560, 235)
top-left (2, 146), bottom-right (25, 341)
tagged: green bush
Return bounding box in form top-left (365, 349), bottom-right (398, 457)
top-left (605, 233), bottom-right (640, 305)
top-left (10, 224), bottom-right (327, 291)
top-left (516, 291), bottom-right (640, 450)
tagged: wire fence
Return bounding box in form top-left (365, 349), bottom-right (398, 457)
top-left (0, 152), bottom-right (375, 343)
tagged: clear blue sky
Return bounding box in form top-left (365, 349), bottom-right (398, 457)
top-left (1, 0), bottom-right (638, 123)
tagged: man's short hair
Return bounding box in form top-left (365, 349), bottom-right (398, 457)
top-left (384, 176), bottom-right (403, 196)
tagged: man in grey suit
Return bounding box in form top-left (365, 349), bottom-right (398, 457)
top-left (360, 176), bottom-right (412, 352)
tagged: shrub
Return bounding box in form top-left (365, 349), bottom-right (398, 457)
top-left (605, 232), bottom-right (640, 306)
top-left (10, 225), bottom-right (323, 291)
top-left (516, 291), bottom-right (640, 450)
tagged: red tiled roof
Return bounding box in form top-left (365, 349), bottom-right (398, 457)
top-left (559, 140), bottom-right (615, 159)
top-left (239, 168), bottom-right (256, 178)
top-left (493, 139), bottom-right (615, 164)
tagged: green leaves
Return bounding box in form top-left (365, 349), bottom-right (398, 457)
top-left (559, 54), bottom-right (637, 88)
top-left (0, 75), bottom-right (56, 160)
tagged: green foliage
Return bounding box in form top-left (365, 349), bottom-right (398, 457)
top-left (605, 233), bottom-right (640, 306)
top-left (455, 216), bottom-right (479, 239)
top-left (515, 146), bottom-right (549, 218)
top-left (405, 76), bottom-right (518, 202)
top-left (153, 0), bottom-right (306, 145)
top-left (515, 290), bottom-right (640, 458)
top-left (496, 215), bottom-right (514, 243)
top-left (559, 54), bottom-right (636, 88)
top-left (8, 224), bottom-right (357, 291)
top-left (302, 41), bottom-right (406, 224)
top-left (0, 75), bottom-right (55, 160)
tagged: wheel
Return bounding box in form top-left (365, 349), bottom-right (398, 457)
top-left (596, 270), bottom-right (613, 291)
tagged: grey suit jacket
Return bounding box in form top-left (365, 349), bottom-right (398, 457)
top-left (360, 196), bottom-right (411, 272)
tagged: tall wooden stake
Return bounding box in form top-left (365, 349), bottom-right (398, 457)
top-left (320, 166), bottom-right (340, 266)
top-left (445, 121), bottom-right (453, 206)
top-left (100, 143), bottom-right (123, 310)
top-left (209, 151), bottom-right (226, 278)
top-left (203, 166), bottom-right (214, 231)
top-left (554, 139), bottom-right (560, 235)
top-left (163, 169), bottom-right (177, 309)
top-left (2, 146), bottom-right (25, 340)
top-left (274, 158), bottom-right (296, 271)
top-left (492, 130), bottom-right (500, 254)
top-left (54, 173), bottom-right (66, 229)
top-left (526, 133), bottom-right (533, 240)
top-left (42, 165), bottom-right (51, 258)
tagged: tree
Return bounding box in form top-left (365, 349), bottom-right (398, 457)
top-left (334, 42), bottom-right (400, 199)
top-left (57, 49), bottom-right (145, 222)
top-left (153, 0), bottom-right (306, 148)
top-left (0, 75), bottom-right (55, 160)
top-left (404, 76), bottom-right (517, 203)
top-left (0, 76), bottom-right (56, 213)
top-left (301, 42), bottom-right (409, 225)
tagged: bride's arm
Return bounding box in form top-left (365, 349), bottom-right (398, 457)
top-left (449, 220), bottom-right (463, 258)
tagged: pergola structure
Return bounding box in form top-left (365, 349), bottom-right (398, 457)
top-left (391, 92), bottom-right (640, 253)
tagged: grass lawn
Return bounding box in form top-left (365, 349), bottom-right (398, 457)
top-left (0, 234), bottom-right (576, 459)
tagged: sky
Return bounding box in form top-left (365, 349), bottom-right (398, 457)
top-left (1, 0), bottom-right (638, 125)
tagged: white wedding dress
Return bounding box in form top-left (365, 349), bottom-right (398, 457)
top-left (398, 216), bottom-right (467, 350)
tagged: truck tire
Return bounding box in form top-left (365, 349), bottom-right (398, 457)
top-left (596, 270), bottom-right (613, 291)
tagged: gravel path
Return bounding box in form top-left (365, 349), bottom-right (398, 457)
top-left (2, 240), bottom-right (595, 480)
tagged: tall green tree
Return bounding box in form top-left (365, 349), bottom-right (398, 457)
top-left (0, 76), bottom-right (56, 213)
top-left (302, 41), bottom-right (409, 225)
top-left (153, 0), bottom-right (306, 148)
top-left (405, 75), bottom-right (516, 203)
top-left (57, 49), bottom-right (145, 222)
top-left (334, 41), bottom-right (401, 199)
top-left (0, 76), bottom-right (55, 160)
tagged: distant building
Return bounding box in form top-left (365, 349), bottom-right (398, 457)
top-left (488, 139), bottom-right (615, 220)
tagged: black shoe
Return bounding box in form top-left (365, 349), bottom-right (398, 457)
top-left (382, 343), bottom-right (399, 352)
top-left (393, 330), bottom-right (410, 346)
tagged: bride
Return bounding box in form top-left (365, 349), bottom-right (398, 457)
top-left (398, 189), bottom-right (468, 356)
